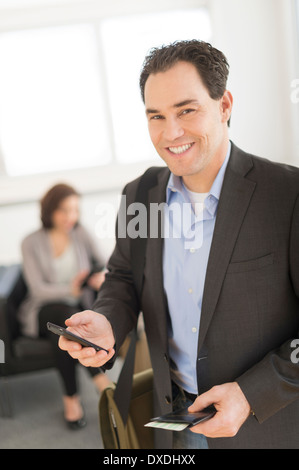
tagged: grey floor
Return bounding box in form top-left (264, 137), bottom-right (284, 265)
top-left (0, 360), bottom-right (122, 449)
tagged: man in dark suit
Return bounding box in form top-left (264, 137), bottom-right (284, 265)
top-left (59, 40), bottom-right (299, 449)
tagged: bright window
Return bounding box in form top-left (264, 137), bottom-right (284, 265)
top-left (0, 24), bottom-right (112, 176)
top-left (100, 9), bottom-right (211, 164)
top-left (0, 7), bottom-right (211, 177)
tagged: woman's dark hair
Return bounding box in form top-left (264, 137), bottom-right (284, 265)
top-left (40, 183), bottom-right (79, 229)
top-left (139, 40), bottom-right (230, 103)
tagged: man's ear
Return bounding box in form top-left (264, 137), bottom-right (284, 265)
top-left (220, 90), bottom-right (233, 124)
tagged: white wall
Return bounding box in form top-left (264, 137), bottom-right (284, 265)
top-left (0, 0), bottom-right (298, 265)
top-left (210, 0), bottom-right (299, 163)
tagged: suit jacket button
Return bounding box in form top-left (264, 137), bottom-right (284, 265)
top-left (165, 395), bottom-right (171, 404)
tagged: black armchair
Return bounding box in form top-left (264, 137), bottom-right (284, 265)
top-left (0, 264), bottom-right (56, 416)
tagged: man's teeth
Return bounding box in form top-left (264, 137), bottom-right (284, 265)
top-left (168, 143), bottom-right (193, 155)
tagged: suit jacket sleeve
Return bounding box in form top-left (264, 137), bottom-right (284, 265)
top-left (236, 194), bottom-right (299, 423)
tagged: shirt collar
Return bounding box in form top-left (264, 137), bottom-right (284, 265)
top-left (166, 141), bottom-right (231, 207)
top-left (209, 140), bottom-right (231, 201)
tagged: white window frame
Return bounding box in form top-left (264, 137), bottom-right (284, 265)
top-left (290, 0), bottom-right (299, 161)
top-left (296, 0), bottom-right (299, 72)
top-left (0, 0), bottom-right (208, 205)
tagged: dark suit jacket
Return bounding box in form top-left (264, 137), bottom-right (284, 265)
top-left (94, 142), bottom-right (299, 449)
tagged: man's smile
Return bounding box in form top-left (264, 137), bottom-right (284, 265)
top-left (167, 142), bottom-right (195, 155)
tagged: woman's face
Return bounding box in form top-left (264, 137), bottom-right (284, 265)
top-left (51, 195), bottom-right (80, 232)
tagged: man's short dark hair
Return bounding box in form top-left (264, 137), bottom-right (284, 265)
top-left (139, 39), bottom-right (230, 103)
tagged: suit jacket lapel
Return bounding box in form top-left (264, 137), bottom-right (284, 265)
top-left (198, 144), bottom-right (256, 351)
top-left (146, 167), bottom-right (170, 351)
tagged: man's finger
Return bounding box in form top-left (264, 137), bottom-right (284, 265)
top-left (188, 389), bottom-right (216, 413)
top-left (58, 335), bottom-right (82, 353)
top-left (77, 347), bottom-right (115, 368)
top-left (65, 310), bottom-right (93, 327)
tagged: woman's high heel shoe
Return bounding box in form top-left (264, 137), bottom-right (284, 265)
top-left (65, 413), bottom-right (87, 430)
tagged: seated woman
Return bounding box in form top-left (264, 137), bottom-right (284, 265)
top-left (18, 183), bottom-right (111, 429)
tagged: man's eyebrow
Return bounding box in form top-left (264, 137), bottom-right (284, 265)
top-left (146, 107), bottom-right (160, 115)
top-left (173, 99), bottom-right (199, 108)
top-left (146, 99), bottom-right (199, 115)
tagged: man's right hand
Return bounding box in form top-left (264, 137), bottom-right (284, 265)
top-left (58, 310), bottom-right (115, 368)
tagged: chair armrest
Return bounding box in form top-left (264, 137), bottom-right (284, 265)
top-left (0, 265), bottom-right (22, 347)
top-left (0, 265), bottom-right (21, 298)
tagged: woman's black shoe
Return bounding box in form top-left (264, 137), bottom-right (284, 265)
top-left (65, 414), bottom-right (87, 430)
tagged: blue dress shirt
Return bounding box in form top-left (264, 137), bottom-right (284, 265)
top-left (163, 142), bottom-right (231, 394)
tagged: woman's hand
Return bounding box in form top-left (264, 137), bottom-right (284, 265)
top-left (87, 270), bottom-right (106, 291)
top-left (70, 270), bottom-right (89, 298)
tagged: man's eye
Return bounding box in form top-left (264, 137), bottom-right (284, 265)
top-left (150, 115), bottom-right (163, 120)
top-left (181, 108), bottom-right (195, 116)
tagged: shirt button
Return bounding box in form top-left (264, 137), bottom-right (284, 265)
top-left (192, 327), bottom-right (197, 333)
top-left (189, 248), bottom-right (196, 253)
top-left (188, 288), bottom-right (193, 294)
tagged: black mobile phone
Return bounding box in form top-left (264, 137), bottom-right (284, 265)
top-left (151, 405), bottom-right (216, 427)
top-left (46, 322), bottom-right (109, 354)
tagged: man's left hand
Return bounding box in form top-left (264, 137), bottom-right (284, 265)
top-left (188, 382), bottom-right (251, 438)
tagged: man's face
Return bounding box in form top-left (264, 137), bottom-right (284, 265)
top-left (144, 61), bottom-right (232, 191)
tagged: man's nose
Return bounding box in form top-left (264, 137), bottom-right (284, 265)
top-left (163, 117), bottom-right (185, 142)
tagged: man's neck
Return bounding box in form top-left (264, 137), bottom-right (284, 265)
top-left (182, 138), bottom-right (230, 193)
